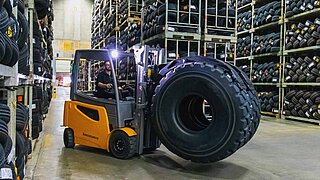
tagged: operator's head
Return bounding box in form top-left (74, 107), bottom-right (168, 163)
top-left (104, 61), bottom-right (112, 72)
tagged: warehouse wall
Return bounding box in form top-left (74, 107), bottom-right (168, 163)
top-left (52, 0), bottom-right (93, 58)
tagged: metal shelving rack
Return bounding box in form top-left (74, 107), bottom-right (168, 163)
top-left (281, 3), bottom-right (320, 124)
top-left (235, 0), bottom-right (285, 118)
top-left (26, 0), bottom-right (53, 153)
top-left (200, 0), bottom-right (237, 64)
top-left (141, 0), bottom-right (202, 62)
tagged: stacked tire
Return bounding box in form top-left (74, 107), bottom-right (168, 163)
top-left (0, 1), bottom-right (19, 67)
top-left (237, 12), bottom-right (252, 32)
top-left (117, 57), bottom-right (136, 80)
top-left (0, 103), bottom-right (16, 179)
top-left (237, 0), bottom-right (252, 7)
top-left (239, 64), bottom-right (250, 77)
top-left (286, 0), bottom-right (320, 18)
top-left (32, 85), bottom-right (44, 139)
top-left (284, 56), bottom-right (320, 82)
top-left (252, 62), bottom-right (280, 83)
top-left (258, 91), bottom-right (279, 112)
top-left (237, 35), bottom-right (251, 57)
top-left (17, 0), bottom-right (30, 75)
top-left (285, 18), bottom-right (320, 50)
top-left (253, 1), bottom-right (281, 27)
top-left (33, 0), bottom-right (54, 78)
top-left (143, 1), bottom-right (199, 40)
top-left (283, 90), bottom-right (320, 120)
top-left (128, 22), bottom-right (141, 48)
top-left (16, 103), bottom-right (31, 180)
top-left (253, 32), bottom-right (281, 55)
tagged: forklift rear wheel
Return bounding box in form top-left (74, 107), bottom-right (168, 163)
top-left (63, 128), bottom-right (75, 148)
top-left (109, 131), bottom-right (136, 159)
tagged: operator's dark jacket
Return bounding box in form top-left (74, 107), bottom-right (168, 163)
top-left (94, 71), bottom-right (114, 98)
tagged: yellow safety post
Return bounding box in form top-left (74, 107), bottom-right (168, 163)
top-left (53, 86), bottom-right (57, 99)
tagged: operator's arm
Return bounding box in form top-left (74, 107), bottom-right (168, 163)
top-left (97, 82), bottom-right (112, 89)
top-left (96, 73), bottom-right (112, 89)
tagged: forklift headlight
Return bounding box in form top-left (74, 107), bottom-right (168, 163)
top-left (111, 50), bottom-right (119, 59)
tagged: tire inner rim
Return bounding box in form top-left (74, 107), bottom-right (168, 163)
top-left (178, 95), bottom-right (215, 132)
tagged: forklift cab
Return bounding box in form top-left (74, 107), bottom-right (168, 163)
top-left (63, 47), bottom-right (163, 159)
top-left (69, 49), bottom-right (136, 129)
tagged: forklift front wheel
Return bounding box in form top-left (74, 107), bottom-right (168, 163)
top-left (63, 128), bottom-right (75, 148)
top-left (109, 131), bottom-right (136, 159)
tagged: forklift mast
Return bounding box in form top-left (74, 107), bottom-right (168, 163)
top-left (133, 45), bottom-right (165, 154)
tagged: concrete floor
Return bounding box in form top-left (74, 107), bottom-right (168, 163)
top-left (25, 87), bottom-right (320, 180)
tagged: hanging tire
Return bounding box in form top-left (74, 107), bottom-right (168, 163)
top-left (109, 131), bottom-right (136, 159)
top-left (152, 60), bottom-right (260, 163)
top-left (63, 128), bottom-right (75, 148)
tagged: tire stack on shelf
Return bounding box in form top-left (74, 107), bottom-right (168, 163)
top-left (32, 85), bottom-right (44, 139)
top-left (237, 0), bottom-right (251, 7)
top-left (0, 102), bottom-right (16, 179)
top-left (253, 1), bottom-right (281, 27)
top-left (41, 0), bottom-right (54, 79)
top-left (252, 32), bottom-right (281, 55)
top-left (0, 0), bottom-right (19, 67)
top-left (143, 1), bottom-right (166, 40)
top-left (237, 11), bottom-right (252, 32)
top-left (252, 62), bottom-right (280, 83)
top-left (236, 35), bottom-right (251, 57)
top-left (283, 0), bottom-right (320, 123)
top-left (285, 19), bottom-right (320, 50)
top-left (118, 0), bottom-right (142, 51)
top-left (283, 90), bottom-right (320, 120)
top-left (285, 0), bottom-right (320, 18)
top-left (128, 22), bottom-right (141, 48)
top-left (258, 91), bottom-right (279, 113)
top-left (236, 0), bottom-right (283, 118)
top-left (17, 0), bottom-right (30, 75)
top-left (16, 103), bottom-right (31, 180)
top-left (284, 56), bottom-right (320, 82)
top-left (33, 0), bottom-right (54, 78)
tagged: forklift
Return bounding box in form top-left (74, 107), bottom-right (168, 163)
top-left (63, 46), bottom-right (260, 162)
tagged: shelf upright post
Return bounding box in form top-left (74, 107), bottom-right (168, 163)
top-left (28, 0), bottom-right (35, 145)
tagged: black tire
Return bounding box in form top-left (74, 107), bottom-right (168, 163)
top-left (286, 90), bottom-right (296, 99)
top-left (152, 60), bottom-right (260, 163)
top-left (0, 103), bottom-right (10, 124)
top-left (310, 91), bottom-right (320, 101)
top-left (0, 32), bottom-right (12, 65)
top-left (63, 128), bottom-right (75, 148)
top-left (291, 96), bottom-right (299, 105)
top-left (3, 135), bottom-right (12, 158)
top-left (16, 132), bottom-right (25, 158)
top-left (32, 125), bottom-right (40, 139)
top-left (296, 90), bottom-right (305, 99)
top-left (303, 91), bottom-right (311, 100)
top-left (17, 11), bottom-right (28, 49)
top-left (0, 145), bottom-right (5, 168)
top-left (109, 131), bottom-right (136, 159)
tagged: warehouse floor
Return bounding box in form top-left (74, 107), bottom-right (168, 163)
top-left (25, 87), bottom-right (320, 180)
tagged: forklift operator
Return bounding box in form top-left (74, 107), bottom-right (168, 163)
top-left (94, 61), bottom-right (119, 99)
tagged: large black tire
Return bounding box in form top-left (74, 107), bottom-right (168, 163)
top-left (152, 59), bottom-right (260, 163)
top-left (109, 131), bottom-right (136, 159)
top-left (63, 128), bottom-right (75, 148)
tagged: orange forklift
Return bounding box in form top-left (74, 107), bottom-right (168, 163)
top-left (63, 46), bottom-right (260, 162)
